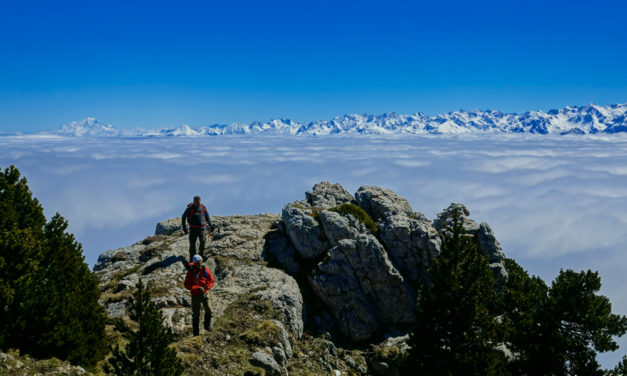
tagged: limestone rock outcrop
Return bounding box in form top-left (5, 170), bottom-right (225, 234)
top-left (274, 182), bottom-right (509, 343)
top-left (95, 214), bottom-right (304, 339)
top-left (309, 234), bottom-right (417, 342)
top-left (305, 181), bottom-right (354, 208)
top-left (93, 181), bottom-right (509, 375)
top-left (281, 205), bottom-right (330, 260)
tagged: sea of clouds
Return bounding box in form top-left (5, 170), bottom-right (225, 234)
top-left (1, 133), bottom-right (626, 366)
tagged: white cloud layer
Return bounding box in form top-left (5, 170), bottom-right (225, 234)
top-left (1, 133), bottom-right (627, 366)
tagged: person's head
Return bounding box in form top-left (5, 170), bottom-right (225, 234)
top-left (192, 254), bottom-right (203, 267)
top-left (193, 195), bottom-right (201, 206)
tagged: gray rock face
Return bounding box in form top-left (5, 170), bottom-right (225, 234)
top-left (269, 319), bottom-right (293, 359)
top-left (477, 222), bottom-right (506, 263)
top-left (353, 186), bottom-right (440, 286)
top-left (281, 205), bottom-right (330, 259)
top-left (155, 218), bottom-right (182, 236)
top-left (355, 185), bottom-right (424, 222)
top-left (319, 210), bottom-right (368, 247)
top-left (379, 215), bottom-right (441, 285)
top-left (305, 181), bottom-right (354, 208)
top-left (212, 262), bottom-right (304, 338)
top-left (250, 350), bottom-right (282, 376)
top-left (433, 203), bottom-right (508, 285)
top-left (263, 228), bottom-right (302, 276)
top-left (433, 202), bottom-right (478, 234)
top-left (309, 235), bottom-right (417, 343)
top-left (277, 182), bottom-right (509, 345)
top-left (477, 222), bottom-right (509, 285)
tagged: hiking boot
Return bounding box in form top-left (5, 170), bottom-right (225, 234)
top-left (204, 312), bottom-right (212, 332)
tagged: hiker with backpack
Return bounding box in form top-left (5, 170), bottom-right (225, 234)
top-left (184, 254), bottom-right (215, 335)
top-left (182, 195), bottom-right (214, 261)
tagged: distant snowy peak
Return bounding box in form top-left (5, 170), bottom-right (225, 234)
top-left (48, 103), bottom-right (627, 137)
top-left (55, 118), bottom-right (119, 137)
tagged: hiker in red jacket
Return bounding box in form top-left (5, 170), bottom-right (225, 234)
top-left (184, 254), bottom-right (215, 336)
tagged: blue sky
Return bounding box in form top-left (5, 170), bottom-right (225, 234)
top-left (1, 0), bottom-right (627, 132)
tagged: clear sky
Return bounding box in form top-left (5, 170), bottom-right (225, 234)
top-left (1, 0), bottom-right (626, 132)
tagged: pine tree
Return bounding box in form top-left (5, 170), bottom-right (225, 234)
top-left (106, 279), bottom-right (184, 376)
top-left (407, 208), bottom-right (506, 375)
top-left (0, 165), bottom-right (107, 366)
top-left (502, 259), bottom-right (627, 375)
top-left (0, 165), bottom-right (45, 347)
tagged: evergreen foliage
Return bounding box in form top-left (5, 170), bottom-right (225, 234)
top-left (502, 259), bottom-right (627, 375)
top-left (0, 165), bottom-right (107, 366)
top-left (406, 208), bottom-right (627, 375)
top-left (407, 208), bottom-right (507, 375)
top-left (106, 279), bottom-right (184, 376)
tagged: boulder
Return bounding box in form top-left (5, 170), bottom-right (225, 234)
top-left (379, 214), bottom-right (441, 285)
top-left (269, 319), bottom-right (293, 359)
top-left (309, 235), bottom-right (416, 343)
top-left (250, 350), bottom-right (282, 376)
top-left (305, 181), bottom-right (354, 208)
top-left (319, 210), bottom-right (369, 246)
top-left (209, 214), bottom-right (282, 261)
top-left (155, 218), bottom-right (181, 235)
top-left (477, 222), bottom-right (507, 263)
top-left (432, 202), bottom-right (478, 234)
top-left (355, 185), bottom-right (425, 222)
top-left (210, 261), bottom-right (304, 339)
top-left (281, 205), bottom-right (330, 259)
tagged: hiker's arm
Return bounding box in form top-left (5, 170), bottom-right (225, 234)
top-left (181, 207), bottom-right (189, 233)
top-left (204, 210), bottom-right (213, 231)
top-left (184, 271), bottom-right (192, 291)
top-left (205, 268), bottom-right (215, 291)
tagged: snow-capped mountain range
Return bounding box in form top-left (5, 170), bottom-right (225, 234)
top-left (26, 103), bottom-right (627, 137)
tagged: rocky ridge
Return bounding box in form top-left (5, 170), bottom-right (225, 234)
top-left (88, 182), bottom-right (508, 375)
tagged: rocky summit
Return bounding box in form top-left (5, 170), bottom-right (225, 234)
top-left (89, 182), bottom-right (508, 376)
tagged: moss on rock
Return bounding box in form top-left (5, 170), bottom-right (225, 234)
top-left (329, 203), bottom-right (379, 235)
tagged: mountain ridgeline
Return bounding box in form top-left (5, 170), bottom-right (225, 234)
top-left (27, 102), bottom-right (627, 137)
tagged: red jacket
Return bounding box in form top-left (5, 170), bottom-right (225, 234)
top-left (184, 263), bottom-right (215, 295)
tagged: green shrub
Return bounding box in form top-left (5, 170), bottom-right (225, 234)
top-left (329, 203), bottom-right (379, 234)
top-left (105, 279), bottom-right (184, 376)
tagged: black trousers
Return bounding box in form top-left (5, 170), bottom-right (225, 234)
top-left (191, 293), bottom-right (212, 336)
top-left (188, 228), bottom-right (206, 260)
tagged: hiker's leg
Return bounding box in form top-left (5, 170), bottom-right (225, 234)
top-left (188, 230), bottom-right (198, 260)
top-left (202, 294), bottom-right (212, 330)
top-left (198, 228), bottom-right (206, 258)
top-left (191, 294), bottom-right (201, 336)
